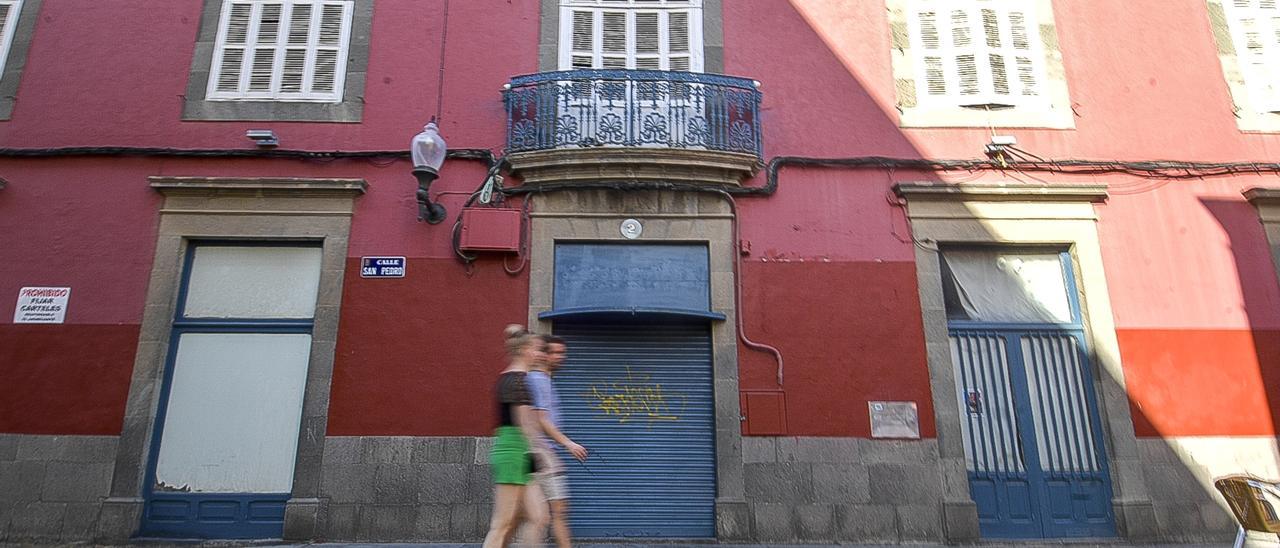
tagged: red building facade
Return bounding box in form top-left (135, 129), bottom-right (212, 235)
top-left (2, 0), bottom-right (1280, 543)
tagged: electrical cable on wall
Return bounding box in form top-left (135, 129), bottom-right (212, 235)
top-left (502, 195), bottom-right (532, 276)
top-left (5, 147), bottom-right (1280, 188)
top-left (0, 146), bottom-right (495, 163)
top-left (434, 0), bottom-right (450, 122)
top-left (710, 188), bottom-right (786, 387)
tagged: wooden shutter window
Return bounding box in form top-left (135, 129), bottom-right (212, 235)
top-left (1225, 0), bottom-right (1280, 112)
top-left (570, 10), bottom-right (595, 69)
top-left (207, 0), bottom-right (353, 102)
top-left (0, 1), bottom-right (20, 78)
top-left (559, 0), bottom-right (703, 71)
top-left (908, 0), bottom-right (1047, 110)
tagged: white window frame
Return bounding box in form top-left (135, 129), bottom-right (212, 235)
top-left (1222, 0), bottom-right (1280, 113)
top-left (558, 0), bottom-right (703, 72)
top-left (906, 0), bottom-right (1051, 111)
top-left (0, 0), bottom-right (24, 76)
top-left (206, 0), bottom-right (353, 103)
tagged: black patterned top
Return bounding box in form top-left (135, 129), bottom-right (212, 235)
top-left (495, 371), bottom-right (531, 427)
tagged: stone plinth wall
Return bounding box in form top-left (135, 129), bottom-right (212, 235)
top-left (0, 434), bottom-right (117, 542)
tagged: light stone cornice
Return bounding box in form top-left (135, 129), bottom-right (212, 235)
top-left (149, 177), bottom-right (368, 197)
top-left (894, 182), bottom-right (1109, 202)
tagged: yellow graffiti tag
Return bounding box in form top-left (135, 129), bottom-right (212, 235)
top-left (587, 367), bottom-right (683, 424)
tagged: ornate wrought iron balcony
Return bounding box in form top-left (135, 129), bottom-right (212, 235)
top-left (502, 70), bottom-right (762, 185)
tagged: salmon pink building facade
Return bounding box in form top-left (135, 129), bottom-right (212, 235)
top-left (3, 0), bottom-right (1280, 543)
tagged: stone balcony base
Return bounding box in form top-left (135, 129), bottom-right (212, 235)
top-left (506, 147), bottom-right (760, 186)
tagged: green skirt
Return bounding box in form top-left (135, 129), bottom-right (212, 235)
top-left (490, 426), bottom-right (532, 485)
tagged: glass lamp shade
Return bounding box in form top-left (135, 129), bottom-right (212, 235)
top-left (411, 122), bottom-right (447, 173)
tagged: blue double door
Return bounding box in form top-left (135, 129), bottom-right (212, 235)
top-left (950, 327), bottom-right (1116, 539)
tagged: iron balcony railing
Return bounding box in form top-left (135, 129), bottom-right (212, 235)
top-left (503, 70), bottom-right (762, 158)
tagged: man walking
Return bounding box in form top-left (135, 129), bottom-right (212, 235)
top-left (526, 335), bottom-right (587, 548)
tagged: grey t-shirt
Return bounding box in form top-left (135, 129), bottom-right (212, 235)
top-left (526, 370), bottom-right (562, 434)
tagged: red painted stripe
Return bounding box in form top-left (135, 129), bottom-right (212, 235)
top-left (0, 324), bottom-right (137, 435)
top-left (1119, 329), bottom-right (1280, 437)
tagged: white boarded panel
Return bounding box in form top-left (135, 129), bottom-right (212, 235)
top-left (183, 246), bottom-right (322, 319)
top-left (155, 333), bottom-right (312, 493)
top-left (942, 250), bottom-right (1071, 323)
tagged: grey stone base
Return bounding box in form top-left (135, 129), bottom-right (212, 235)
top-left (315, 436), bottom-right (963, 544)
top-left (0, 434), bottom-right (118, 542)
top-left (1114, 499), bottom-right (1159, 542)
top-left (7, 432), bottom-right (1203, 544)
top-left (741, 437), bottom-right (948, 543)
top-left (94, 497), bottom-right (142, 541)
top-left (1137, 439), bottom-right (1239, 543)
top-left (941, 500), bottom-right (980, 542)
top-left (315, 436), bottom-right (493, 542)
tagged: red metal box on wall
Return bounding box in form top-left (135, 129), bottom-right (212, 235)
top-left (458, 208), bottom-right (522, 252)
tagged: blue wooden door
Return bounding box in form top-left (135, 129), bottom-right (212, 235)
top-left (551, 322), bottom-right (716, 539)
top-left (951, 329), bottom-right (1115, 538)
top-left (944, 249), bottom-right (1115, 538)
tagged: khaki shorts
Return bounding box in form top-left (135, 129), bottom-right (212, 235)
top-left (535, 470), bottom-right (570, 501)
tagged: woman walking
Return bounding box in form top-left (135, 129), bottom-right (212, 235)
top-left (482, 325), bottom-right (550, 548)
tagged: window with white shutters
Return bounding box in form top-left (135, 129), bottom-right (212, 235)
top-left (907, 0), bottom-right (1048, 109)
top-left (207, 0), bottom-right (353, 102)
top-left (559, 0), bottom-right (703, 71)
top-left (1223, 0), bottom-right (1280, 112)
top-left (0, 0), bottom-right (23, 77)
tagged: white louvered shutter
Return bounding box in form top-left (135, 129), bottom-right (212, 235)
top-left (559, 0), bottom-right (702, 71)
top-left (1225, 0), bottom-right (1280, 112)
top-left (207, 0), bottom-right (353, 102)
top-left (0, 1), bottom-right (23, 76)
top-left (909, 0), bottom-right (1046, 109)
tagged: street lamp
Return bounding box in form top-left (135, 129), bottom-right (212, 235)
top-left (412, 120), bottom-right (448, 224)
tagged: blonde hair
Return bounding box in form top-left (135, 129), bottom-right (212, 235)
top-left (503, 324), bottom-right (539, 357)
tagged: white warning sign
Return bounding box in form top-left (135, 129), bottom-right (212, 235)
top-left (13, 287), bottom-right (70, 324)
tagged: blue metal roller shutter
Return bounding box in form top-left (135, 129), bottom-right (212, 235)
top-left (552, 322), bottom-right (716, 539)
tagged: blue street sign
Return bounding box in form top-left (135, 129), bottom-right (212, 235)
top-left (360, 256), bottom-right (406, 278)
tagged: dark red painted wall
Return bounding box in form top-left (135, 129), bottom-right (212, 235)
top-left (0, 159), bottom-right (161, 434)
top-left (738, 261), bottom-right (936, 438)
top-left (0, 325), bottom-right (137, 434)
top-left (3, 0), bottom-right (1280, 440)
top-left (327, 257), bottom-right (530, 436)
top-left (0, 0), bottom-right (533, 151)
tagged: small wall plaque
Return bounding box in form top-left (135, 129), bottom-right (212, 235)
top-left (620, 218), bottom-right (643, 239)
top-left (869, 401), bottom-right (920, 439)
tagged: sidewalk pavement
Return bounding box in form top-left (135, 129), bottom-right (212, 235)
top-left (0, 542), bottom-right (1246, 548)
top-left (281, 543), bottom-right (1249, 548)
top-left (0, 542), bottom-right (1267, 548)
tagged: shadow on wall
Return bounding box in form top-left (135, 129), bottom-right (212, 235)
top-left (1165, 197), bottom-right (1280, 538)
top-left (1204, 198), bottom-right (1280, 437)
top-left (732, 0), bottom-right (1242, 543)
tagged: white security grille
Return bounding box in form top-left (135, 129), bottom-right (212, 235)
top-left (207, 0), bottom-right (353, 102)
